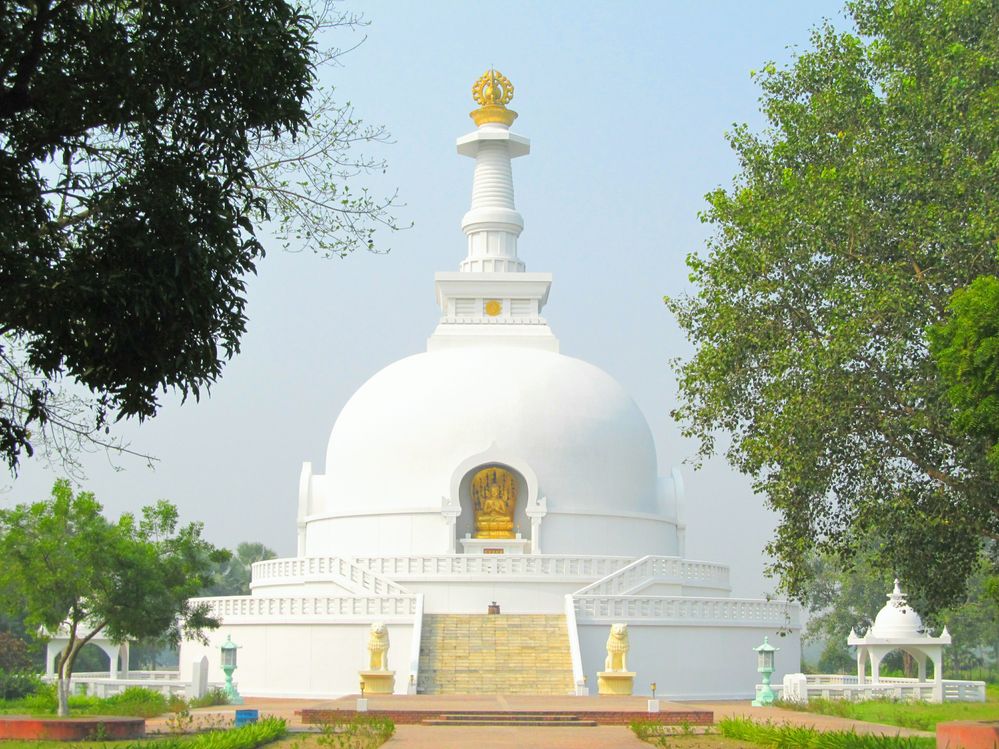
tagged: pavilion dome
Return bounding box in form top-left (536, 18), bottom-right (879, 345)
top-left (870, 580), bottom-right (925, 639)
top-left (321, 346), bottom-right (660, 518)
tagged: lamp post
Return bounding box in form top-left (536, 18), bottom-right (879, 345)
top-left (221, 636), bottom-right (243, 705)
top-left (751, 636), bottom-right (779, 707)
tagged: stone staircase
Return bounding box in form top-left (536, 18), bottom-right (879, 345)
top-left (418, 614), bottom-right (574, 695)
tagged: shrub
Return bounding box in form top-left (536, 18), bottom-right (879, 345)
top-left (718, 716), bottom-right (935, 748)
top-left (99, 686), bottom-right (171, 717)
top-left (190, 688), bottom-right (230, 708)
top-left (317, 715), bottom-right (394, 749)
top-left (0, 670), bottom-right (42, 700)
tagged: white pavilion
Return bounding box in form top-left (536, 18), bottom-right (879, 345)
top-left (179, 70), bottom-right (801, 699)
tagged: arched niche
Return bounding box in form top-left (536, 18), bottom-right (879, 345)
top-left (446, 445), bottom-right (544, 553)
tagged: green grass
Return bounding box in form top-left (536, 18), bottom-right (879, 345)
top-left (0, 685), bottom-right (226, 718)
top-left (0, 718), bottom-right (285, 749)
top-left (719, 716), bottom-right (936, 748)
top-left (776, 684), bottom-right (999, 731)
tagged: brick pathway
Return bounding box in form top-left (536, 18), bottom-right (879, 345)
top-left (145, 694), bottom-right (935, 747)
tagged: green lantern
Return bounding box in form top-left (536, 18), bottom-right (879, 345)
top-left (751, 636), bottom-right (779, 706)
top-left (220, 635), bottom-right (243, 705)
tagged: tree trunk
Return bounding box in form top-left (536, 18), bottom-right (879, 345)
top-left (56, 677), bottom-right (71, 717)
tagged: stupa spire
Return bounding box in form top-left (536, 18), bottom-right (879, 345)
top-left (455, 68), bottom-right (529, 273)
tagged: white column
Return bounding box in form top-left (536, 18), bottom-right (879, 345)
top-left (456, 123), bottom-right (529, 273)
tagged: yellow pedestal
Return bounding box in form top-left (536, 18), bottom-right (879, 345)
top-left (597, 671), bottom-right (635, 695)
top-left (359, 671), bottom-right (395, 695)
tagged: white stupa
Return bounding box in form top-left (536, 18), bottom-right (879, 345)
top-left (180, 70), bottom-right (800, 699)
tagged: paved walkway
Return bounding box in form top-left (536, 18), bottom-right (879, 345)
top-left (146, 695), bottom-right (934, 747)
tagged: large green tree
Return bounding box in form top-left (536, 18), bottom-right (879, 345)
top-left (930, 275), bottom-right (999, 472)
top-left (0, 481), bottom-right (227, 715)
top-left (668, 0), bottom-right (998, 613)
top-left (0, 1), bottom-right (401, 474)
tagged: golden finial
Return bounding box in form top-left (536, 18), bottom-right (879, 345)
top-left (470, 68), bottom-right (517, 127)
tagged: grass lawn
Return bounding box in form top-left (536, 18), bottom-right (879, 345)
top-left (778, 683), bottom-right (999, 731)
top-left (0, 739), bottom-right (184, 749)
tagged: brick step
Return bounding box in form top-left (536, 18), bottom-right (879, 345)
top-left (424, 712), bottom-right (596, 727)
top-left (423, 719), bottom-right (597, 727)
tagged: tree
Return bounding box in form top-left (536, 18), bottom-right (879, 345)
top-left (930, 275), bottom-right (999, 472)
top-left (0, 2), bottom-right (402, 474)
top-left (667, 0), bottom-right (999, 613)
top-left (801, 545), bottom-right (999, 677)
top-left (203, 541), bottom-right (277, 596)
top-left (0, 481), bottom-right (227, 715)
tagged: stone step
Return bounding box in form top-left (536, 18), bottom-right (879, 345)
top-left (417, 613), bottom-right (574, 695)
top-left (424, 712), bottom-right (596, 727)
top-left (423, 719), bottom-right (597, 727)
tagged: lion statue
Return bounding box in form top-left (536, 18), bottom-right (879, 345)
top-left (367, 622), bottom-right (390, 671)
top-left (604, 622), bottom-right (629, 672)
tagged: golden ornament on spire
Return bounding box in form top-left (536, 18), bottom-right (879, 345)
top-left (470, 69), bottom-right (518, 127)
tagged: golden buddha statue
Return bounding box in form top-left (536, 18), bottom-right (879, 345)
top-left (472, 467), bottom-right (516, 539)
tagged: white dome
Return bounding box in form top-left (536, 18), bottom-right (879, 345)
top-left (321, 347), bottom-right (659, 518)
top-left (870, 581), bottom-right (925, 638)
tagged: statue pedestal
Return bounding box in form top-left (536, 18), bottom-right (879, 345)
top-left (597, 671), bottom-right (635, 695)
top-left (460, 536), bottom-right (530, 555)
top-left (359, 671), bottom-right (395, 695)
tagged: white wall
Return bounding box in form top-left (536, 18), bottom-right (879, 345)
top-left (577, 623), bottom-right (801, 700)
top-left (180, 622), bottom-right (415, 698)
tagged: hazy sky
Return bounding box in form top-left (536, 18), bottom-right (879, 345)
top-left (6, 1), bottom-right (850, 598)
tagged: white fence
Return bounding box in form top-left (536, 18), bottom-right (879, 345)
top-left (573, 555), bottom-right (730, 596)
top-left (350, 554), bottom-right (636, 580)
top-left (573, 595), bottom-right (796, 626)
top-left (192, 594), bottom-right (418, 620)
top-left (782, 673), bottom-right (986, 703)
top-left (43, 673), bottom-right (200, 699)
top-left (251, 557), bottom-right (409, 595)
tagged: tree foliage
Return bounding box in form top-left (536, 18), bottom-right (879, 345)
top-left (203, 541), bottom-right (277, 596)
top-left (930, 275), bottom-right (999, 472)
top-left (667, 0), bottom-right (999, 613)
top-left (0, 1), bottom-right (402, 474)
top-left (0, 480), bottom-right (227, 714)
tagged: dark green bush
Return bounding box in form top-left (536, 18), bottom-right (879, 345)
top-left (189, 687), bottom-right (229, 708)
top-left (0, 669), bottom-right (41, 700)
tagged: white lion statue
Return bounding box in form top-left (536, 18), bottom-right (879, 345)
top-left (367, 622), bottom-right (390, 671)
top-left (604, 622), bottom-right (629, 672)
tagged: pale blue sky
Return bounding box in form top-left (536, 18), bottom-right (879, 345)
top-left (6, 1), bottom-right (849, 597)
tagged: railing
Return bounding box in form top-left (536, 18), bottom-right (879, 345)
top-left (351, 555), bottom-right (635, 579)
top-left (573, 595), bottom-right (797, 627)
top-left (408, 594), bottom-right (424, 693)
top-left (564, 594), bottom-right (585, 691)
top-left (251, 557), bottom-right (409, 596)
top-left (573, 555), bottom-right (730, 596)
top-left (68, 670), bottom-right (179, 680)
top-left (782, 673), bottom-right (986, 703)
top-left (193, 594), bottom-right (418, 619)
top-left (43, 675), bottom-right (200, 698)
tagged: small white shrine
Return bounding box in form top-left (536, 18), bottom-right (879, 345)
top-left (176, 70), bottom-right (802, 699)
top-left (848, 580), bottom-right (951, 701)
top-left (783, 580), bottom-right (985, 704)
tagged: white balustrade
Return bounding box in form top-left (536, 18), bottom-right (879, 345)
top-left (573, 555), bottom-right (730, 597)
top-left (781, 673), bottom-right (986, 703)
top-left (572, 595), bottom-right (796, 627)
top-left (250, 557), bottom-right (409, 596)
top-left (350, 555), bottom-right (635, 580)
top-left (192, 594), bottom-right (417, 620)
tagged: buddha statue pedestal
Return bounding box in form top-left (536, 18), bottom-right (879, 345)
top-left (460, 533), bottom-right (530, 555)
top-left (597, 671), bottom-right (635, 696)
top-left (359, 671), bottom-right (395, 695)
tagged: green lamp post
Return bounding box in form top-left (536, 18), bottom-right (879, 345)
top-left (751, 636), bottom-right (779, 706)
top-left (221, 636), bottom-right (243, 705)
